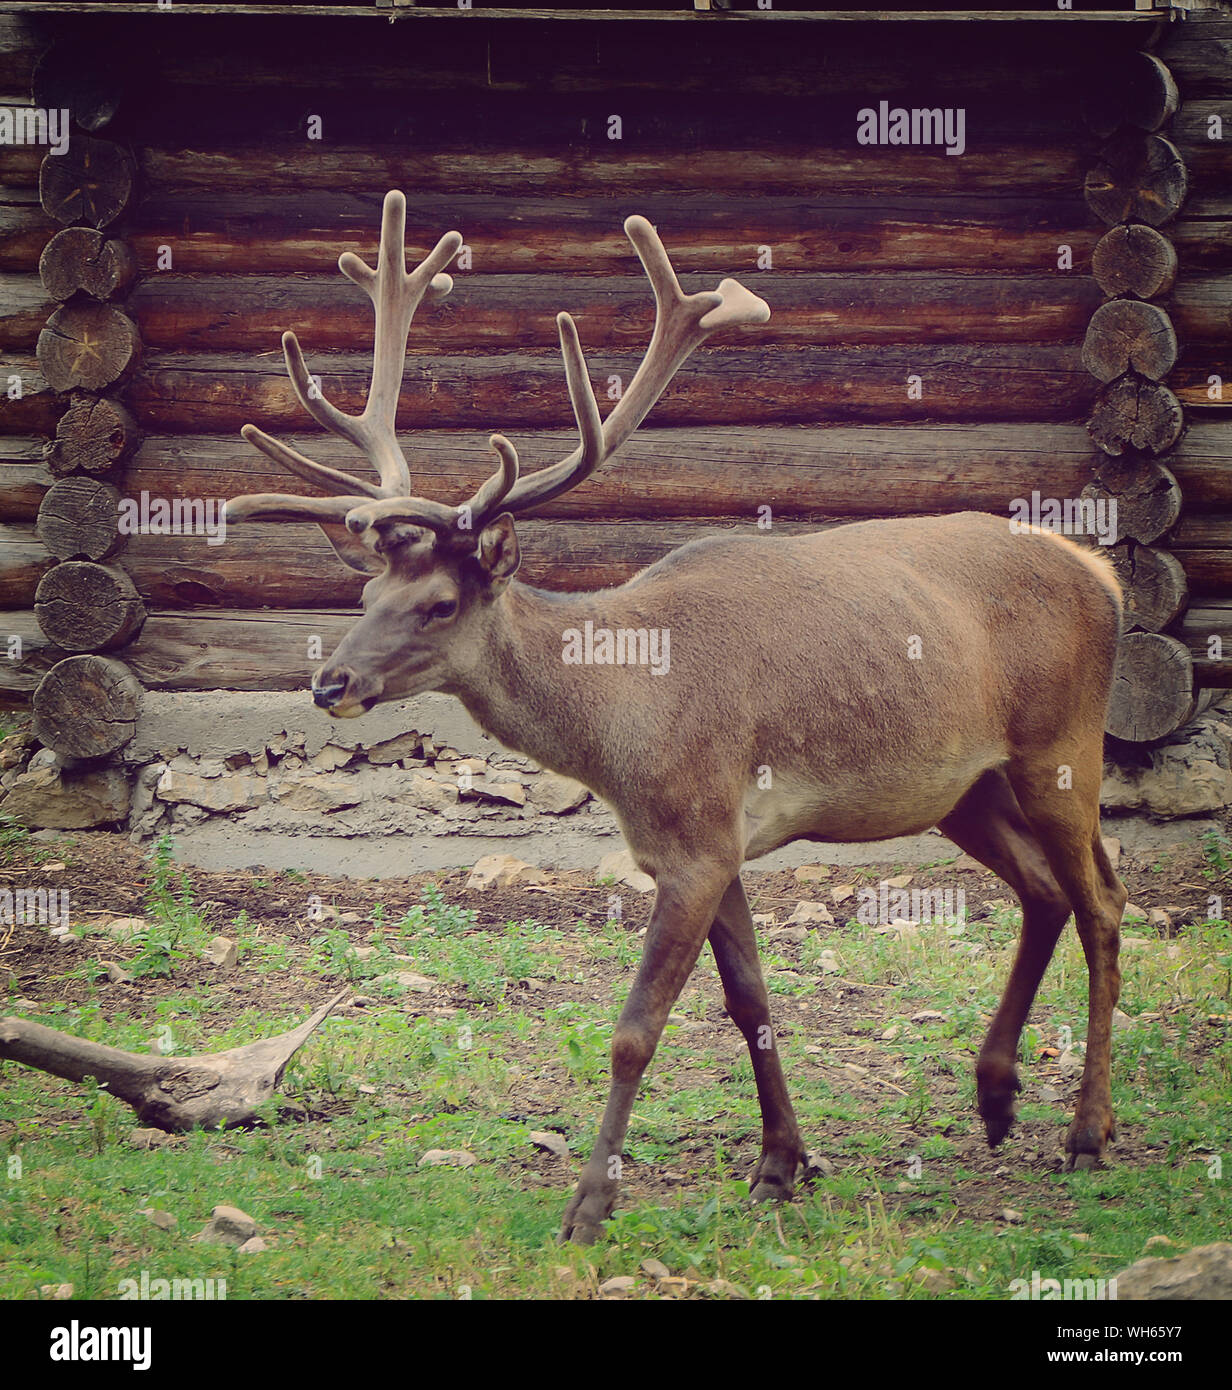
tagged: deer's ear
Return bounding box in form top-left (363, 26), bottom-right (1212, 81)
top-left (317, 522), bottom-right (384, 577)
top-left (475, 513), bottom-right (520, 592)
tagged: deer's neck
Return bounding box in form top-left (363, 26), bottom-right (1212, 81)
top-left (449, 582), bottom-right (611, 782)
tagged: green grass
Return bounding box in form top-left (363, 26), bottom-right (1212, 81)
top-left (2, 862), bottom-right (1230, 1299)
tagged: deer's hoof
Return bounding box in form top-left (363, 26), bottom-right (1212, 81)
top-left (557, 1219), bottom-right (604, 1246)
top-left (1064, 1152), bottom-right (1102, 1173)
top-left (749, 1177), bottom-right (793, 1205)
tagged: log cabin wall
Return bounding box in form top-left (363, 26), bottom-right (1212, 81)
top-left (0, 6), bottom-right (1228, 744)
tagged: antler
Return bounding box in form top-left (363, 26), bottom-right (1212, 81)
top-left (225, 198), bottom-right (770, 553)
top-left (224, 189), bottom-right (461, 524)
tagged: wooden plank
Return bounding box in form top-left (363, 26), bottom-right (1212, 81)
top-left (1181, 603), bottom-right (1232, 689)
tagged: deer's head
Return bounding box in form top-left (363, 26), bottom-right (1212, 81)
top-left (224, 191), bottom-right (769, 717)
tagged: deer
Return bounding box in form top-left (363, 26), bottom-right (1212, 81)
top-left (223, 191), bottom-right (1128, 1244)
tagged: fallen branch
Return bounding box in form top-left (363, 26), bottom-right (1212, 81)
top-left (0, 989), bottom-right (348, 1131)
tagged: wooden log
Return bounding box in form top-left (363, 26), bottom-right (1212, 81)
top-left (1088, 379), bottom-right (1184, 457)
top-left (119, 422), bottom-right (1232, 523)
top-left (1084, 133), bottom-right (1187, 229)
top-left (1081, 300), bottom-right (1177, 383)
top-left (1083, 51), bottom-right (1179, 137)
top-left (0, 523), bottom-right (54, 606)
top-left (32, 39), bottom-right (125, 132)
top-left (1171, 513), bottom-right (1232, 550)
top-left (1080, 455), bottom-right (1182, 544)
top-left (1107, 542), bottom-right (1188, 634)
top-left (39, 136), bottom-right (136, 228)
top-left (1180, 602), bottom-right (1232, 689)
top-left (1091, 225), bottom-right (1178, 299)
top-left (0, 440), bottom-right (52, 522)
top-left (45, 394), bottom-right (140, 477)
top-left (0, 274), bottom-right (52, 350)
top-left (1178, 552), bottom-right (1232, 600)
top-left (36, 303), bottom-right (141, 394)
top-left (124, 271), bottom-right (1105, 353)
top-left (0, 611), bottom-right (63, 699)
top-left (115, 190), bottom-right (1102, 276)
top-left (138, 142), bottom-right (1082, 200)
top-left (1106, 632), bottom-right (1195, 743)
top-left (32, 654), bottom-right (141, 758)
top-left (35, 477), bottom-right (124, 561)
top-left (127, 343), bottom-right (1092, 433)
top-left (34, 561), bottom-right (145, 653)
top-left (39, 226), bottom-right (136, 302)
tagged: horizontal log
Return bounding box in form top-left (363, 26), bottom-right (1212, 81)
top-left (0, 611), bottom-right (63, 698)
top-left (124, 344), bottom-right (1097, 431)
top-left (1180, 603), bottom-right (1232, 689)
top-left (4, 191), bottom-right (1108, 276)
top-left (0, 523), bottom-right (53, 606)
top-left (1106, 631), bottom-right (1195, 743)
top-left (34, 654), bottom-right (141, 759)
top-left (1178, 552), bottom-right (1232, 601)
top-left (137, 143), bottom-right (1085, 200)
top-left (1161, 16), bottom-right (1232, 101)
top-left (1171, 514), bottom-right (1232, 549)
top-left (122, 271), bottom-right (1109, 352)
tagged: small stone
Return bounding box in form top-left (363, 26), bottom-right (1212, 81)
top-left (202, 936), bottom-right (238, 970)
top-left (793, 865), bottom-right (831, 883)
top-left (104, 962), bottom-right (133, 985)
top-left (818, 950), bottom-right (840, 974)
top-left (831, 884), bottom-right (855, 904)
top-left (1000, 1208), bottom-right (1024, 1225)
top-left (1124, 902), bottom-right (1148, 922)
top-left (140, 1208), bottom-right (178, 1232)
top-left (911, 1010), bottom-right (947, 1024)
top-left (308, 745), bottom-right (354, 772)
top-left (786, 900), bottom-right (834, 926)
top-left (599, 1275), bottom-right (637, 1296)
top-left (641, 1258), bottom-right (670, 1280)
top-left (1058, 1047), bottom-right (1085, 1074)
top-left (129, 1128), bottom-right (169, 1150)
top-left (237, 1236), bottom-right (267, 1255)
top-left (463, 778), bottom-right (527, 807)
top-left (367, 731), bottom-right (424, 765)
top-left (39, 1283), bottom-right (74, 1300)
top-left (1111, 1008), bottom-right (1135, 1032)
top-left (912, 1266), bottom-right (955, 1294)
top-left (156, 769), bottom-right (266, 814)
top-left (768, 925), bottom-right (808, 945)
top-left (375, 970), bottom-right (435, 993)
top-left (1037, 1085), bottom-right (1062, 1103)
top-left (803, 1150), bottom-right (835, 1178)
top-left (528, 1130), bottom-right (570, 1159)
top-left (1114, 1242), bottom-right (1232, 1301)
top-left (196, 1204), bottom-right (257, 1247)
top-left (418, 1148), bottom-right (477, 1168)
top-left (880, 1025), bottom-right (900, 1040)
top-left (596, 850), bottom-right (655, 895)
top-left (527, 770), bottom-right (590, 814)
top-left (1143, 1235), bottom-right (1176, 1253)
top-left (1101, 836), bottom-right (1121, 870)
top-left (1147, 908), bottom-right (1171, 931)
top-left (885, 874), bottom-right (913, 889)
top-left (466, 853), bottom-right (538, 892)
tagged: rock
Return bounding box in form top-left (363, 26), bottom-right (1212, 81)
top-left (911, 1010), bottom-right (947, 1023)
top-left (418, 1148), bottom-right (477, 1168)
top-left (1101, 836), bottom-right (1121, 870)
top-left (786, 900), bottom-right (834, 926)
top-left (0, 731), bottom-right (34, 770)
top-left (599, 1276), bottom-right (637, 1296)
top-left (140, 1208), bottom-right (178, 1232)
top-left (831, 884), bottom-right (855, 905)
top-left (463, 778), bottom-right (527, 807)
top-left (1124, 902), bottom-right (1147, 921)
top-left (880, 1025), bottom-right (900, 1040)
top-left (308, 745), bottom-right (354, 772)
top-left (275, 775), bottom-right (363, 813)
top-left (818, 950), bottom-right (840, 974)
top-left (129, 1128), bottom-right (169, 1150)
top-left (1037, 1085), bottom-right (1062, 1103)
top-left (768, 926), bottom-right (808, 945)
top-left (794, 864), bottom-right (831, 883)
top-left (101, 916), bottom-right (147, 941)
top-left (1111, 1008), bottom-right (1135, 1031)
top-left (196, 1204), bottom-right (258, 1247)
top-left (405, 774), bottom-right (458, 812)
top-left (886, 874), bottom-right (914, 889)
top-left (156, 769), bottom-right (266, 814)
top-left (104, 962), bottom-right (133, 985)
top-left (367, 731), bottom-right (424, 765)
top-left (1147, 907), bottom-right (1171, 931)
top-left (1000, 1208), bottom-right (1024, 1225)
top-left (596, 850), bottom-right (655, 894)
top-left (1101, 712), bottom-right (1232, 816)
top-left (1058, 1047), bottom-right (1085, 1074)
top-left (528, 1130), bottom-right (570, 1159)
top-left (528, 770), bottom-right (590, 814)
top-left (641, 1258), bottom-right (671, 1280)
top-left (466, 853), bottom-right (538, 892)
top-left (202, 936), bottom-right (238, 970)
top-left (1115, 1243), bottom-right (1232, 1300)
top-left (375, 970), bottom-right (434, 993)
top-left (0, 763), bottom-right (130, 829)
top-left (351, 945), bottom-right (377, 962)
top-left (28, 748), bottom-right (57, 771)
top-left (39, 1283), bottom-right (74, 1300)
top-left (237, 1236), bottom-right (267, 1255)
top-left (1143, 1235), bottom-right (1177, 1254)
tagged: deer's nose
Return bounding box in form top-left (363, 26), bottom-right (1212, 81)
top-left (312, 674), bottom-right (350, 709)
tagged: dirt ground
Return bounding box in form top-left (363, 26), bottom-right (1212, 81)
top-left (3, 818), bottom-right (1228, 1225)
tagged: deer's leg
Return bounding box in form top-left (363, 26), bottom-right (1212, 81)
top-left (938, 768), bottom-right (1074, 1147)
top-left (708, 876), bottom-right (807, 1202)
top-left (1007, 749), bottom-right (1127, 1168)
top-left (560, 861), bottom-right (731, 1245)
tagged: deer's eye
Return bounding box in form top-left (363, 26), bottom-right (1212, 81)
top-left (423, 599), bottom-right (458, 626)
